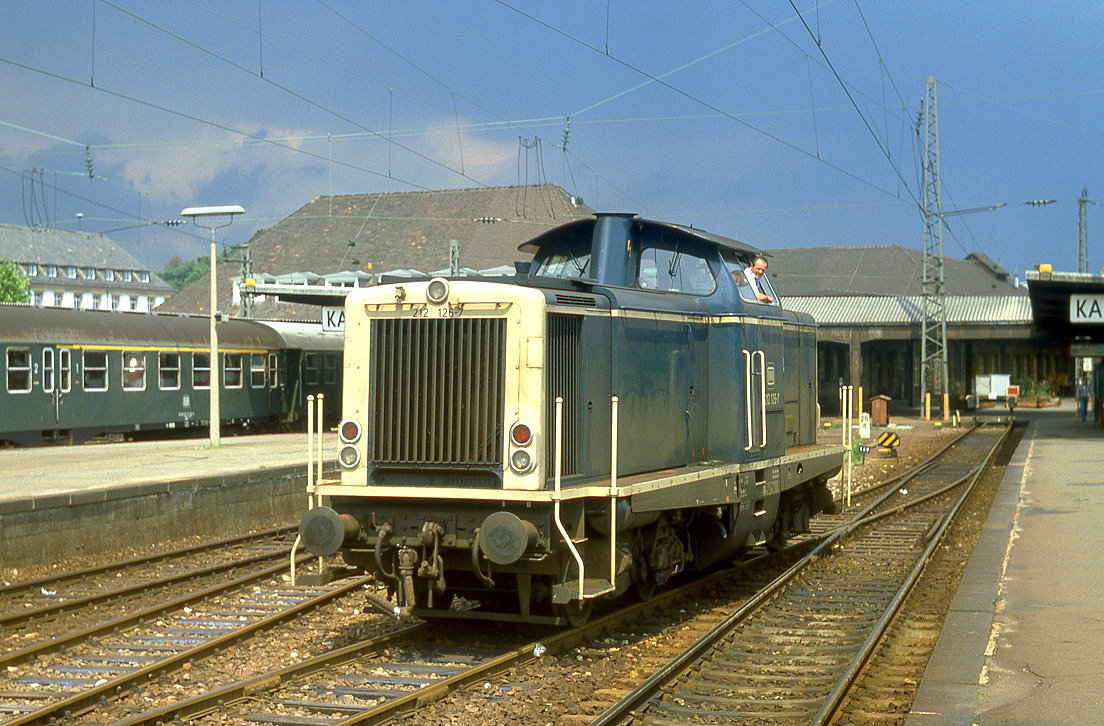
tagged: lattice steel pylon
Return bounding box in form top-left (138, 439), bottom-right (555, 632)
top-left (1077, 187), bottom-right (1098, 274)
top-left (919, 76), bottom-right (948, 400)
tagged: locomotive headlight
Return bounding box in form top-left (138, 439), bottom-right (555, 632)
top-left (339, 444), bottom-right (361, 469)
top-left (510, 448), bottom-right (533, 473)
top-left (426, 277), bottom-right (450, 304)
top-left (339, 418), bottom-right (361, 444)
top-left (510, 422), bottom-right (533, 447)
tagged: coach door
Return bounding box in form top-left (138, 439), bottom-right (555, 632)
top-left (41, 347), bottom-right (72, 428)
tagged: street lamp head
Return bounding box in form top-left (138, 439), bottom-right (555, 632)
top-left (180, 205), bottom-right (245, 218)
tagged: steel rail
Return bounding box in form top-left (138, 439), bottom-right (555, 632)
top-left (808, 422), bottom-right (1010, 725)
top-left (0, 525), bottom-right (295, 597)
top-left (3, 574), bottom-right (373, 726)
top-left (0, 555), bottom-right (313, 668)
top-left (586, 422), bottom-right (1008, 726)
top-left (1, 546), bottom-right (293, 628)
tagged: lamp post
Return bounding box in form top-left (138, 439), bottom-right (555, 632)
top-left (180, 205), bottom-right (245, 446)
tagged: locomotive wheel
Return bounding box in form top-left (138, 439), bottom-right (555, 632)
top-left (630, 574), bottom-right (658, 601)
top-left (555, 600), bottom-right (593, 627)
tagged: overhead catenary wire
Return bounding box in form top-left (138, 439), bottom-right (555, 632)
top-left (493, 0), bottom-right (907, 203)
top-left (97, 0), bottom-right (484, 189)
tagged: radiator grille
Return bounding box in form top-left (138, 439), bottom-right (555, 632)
top-left (369, 317), bottom-right (505, 466)
top-left (546, 314), bottom-right (581, 476)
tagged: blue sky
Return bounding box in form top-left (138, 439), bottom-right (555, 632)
top-left (1, 1), bottom-right (1101, 279)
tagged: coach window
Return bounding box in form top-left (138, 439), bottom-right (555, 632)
top-left (122, 352), bottom-right (146, 391)
top-left (159, 352), bottom-right (181, 390)
top-left (193, 353), bottom-right (210, 389)
top-left (83, 351), bottom-right (108, 391)
top-left (324, 353), bottom-right (338, 385)
top-left (59, 349), bottom-right (72, 392)
top-left (6, 347), bottom-right (32, 393)
top-left (305, 353), bottom-right (321, 386)
top-left (637, 245), bottom-right (716, 295)
top-left (224, 353), bottom-right (243, 389)
top-left (250, 353), bottom-right (266, 388)
top-left (268, 353), bottom-right (280, 388)
top-left (42, 349), bottom-right (55, 393)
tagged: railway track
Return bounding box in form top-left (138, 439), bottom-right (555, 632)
top-left (586, 422), bottom-right (1009, 725)
top-left (0, 424), bottom-right (1005, 725)
top-left (0, 529), bottom-right (382, 725)
top-left (0, 527), bottom-right (298, 636)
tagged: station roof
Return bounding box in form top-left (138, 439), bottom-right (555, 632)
top-left (785, 294), bottom-right (1032, 326)
top-left (1026, 269), bottom-right (1104, 342)
top-left (767, 245), bottom-right (1023, 297)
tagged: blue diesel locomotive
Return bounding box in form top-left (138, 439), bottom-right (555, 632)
top-left (300, 214), bottom-right (843, 624)
top-left (0, 305), bottom-right (342, 446)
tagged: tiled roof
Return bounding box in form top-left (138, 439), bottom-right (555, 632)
top-left (785, 294), bottom-right (1033, 325)
top-left (0, 224), bottom-right (172, 290)
top-left (767, 245), bottom-right (1024, 297)
top-left (159, 184), bottom-right (593, 318)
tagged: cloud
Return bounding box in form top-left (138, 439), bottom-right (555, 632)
top-left (422, 116), bottom-right (516, 177)
top-left (102, 124), bottom-right (323, 201)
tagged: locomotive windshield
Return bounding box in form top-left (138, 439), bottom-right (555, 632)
top-left (530, 236), bottom-right (593, 279)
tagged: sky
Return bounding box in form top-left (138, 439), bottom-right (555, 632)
top-left (1, 1), bottom-right (1101, 279)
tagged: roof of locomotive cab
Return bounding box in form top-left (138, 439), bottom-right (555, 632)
top-left (517, 215), bottom-right (765, 257)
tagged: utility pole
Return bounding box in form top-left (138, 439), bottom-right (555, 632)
top-left (919, 76), bottom-right (948, 404)
top-left (449, 239), bottom-right (460, 276)
top-left (1077, 187), bottom-right (1099, 274)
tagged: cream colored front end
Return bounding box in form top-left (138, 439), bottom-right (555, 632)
top-left (331, 278), bottom-right (550, 497)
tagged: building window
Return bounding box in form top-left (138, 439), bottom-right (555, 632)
top-left (23, 263), bottom-right (37, 276)
top-left (224, 353), bottom-right (243, 389)
top-left (122, 270), bottom-right (134, 282)
top-left (63, 266), bottom-right (77, 278)
top-left (139, 271), bottom-right (150, 283)
top-left (83, 350), bottom-right (109, 391)
top-left (122, 351), bottom-right (146, 391)
top-left (6, 347), bottom-right (32, 393)
top-left (82, 267), bottom-right (96, 280)
top-left (193, 353), bottom-right (210, 389)
top-left (159, 352), bottom-right (181, 390)
top-left (103, 269), bottom-right (115, 281)
top-left (250, 353), bottom-right (266, 388)
top-left (45, 264), bottom-right (57, 277)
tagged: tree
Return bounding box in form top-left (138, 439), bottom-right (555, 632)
top-left (158, 255), bottom-right (210, 290)
top-left (0, 259), bottom-right (31, 304)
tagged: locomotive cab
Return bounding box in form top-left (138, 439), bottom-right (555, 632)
top-left (301, 214), bottom-right (843, 624)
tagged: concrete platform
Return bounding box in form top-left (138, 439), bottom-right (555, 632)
top-left (907, 400), bottom-right (1104, 725)
top-left (0, 432), bottom-right (335, 569)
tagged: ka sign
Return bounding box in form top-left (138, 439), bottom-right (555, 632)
top-left (322, 306), bottom-right (346, 332)
top-left (1070, 294), bottom-right (1104, 323)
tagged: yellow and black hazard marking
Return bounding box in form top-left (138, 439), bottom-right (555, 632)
top-left (877, 431), bottom-right (901, 448)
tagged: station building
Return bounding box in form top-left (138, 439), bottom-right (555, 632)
top-left (0, 224), bottom-right (174, 311)
top-left (1025, 267), bottom-right (1104, 423)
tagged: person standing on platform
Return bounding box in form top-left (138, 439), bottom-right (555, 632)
top-left (1077, 378), bottom-right (1091, 422)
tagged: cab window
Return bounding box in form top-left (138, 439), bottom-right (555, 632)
top-left (637, 245), bottom-right (716, 295)
top-left (531, 236), bottom-right (593, 279)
